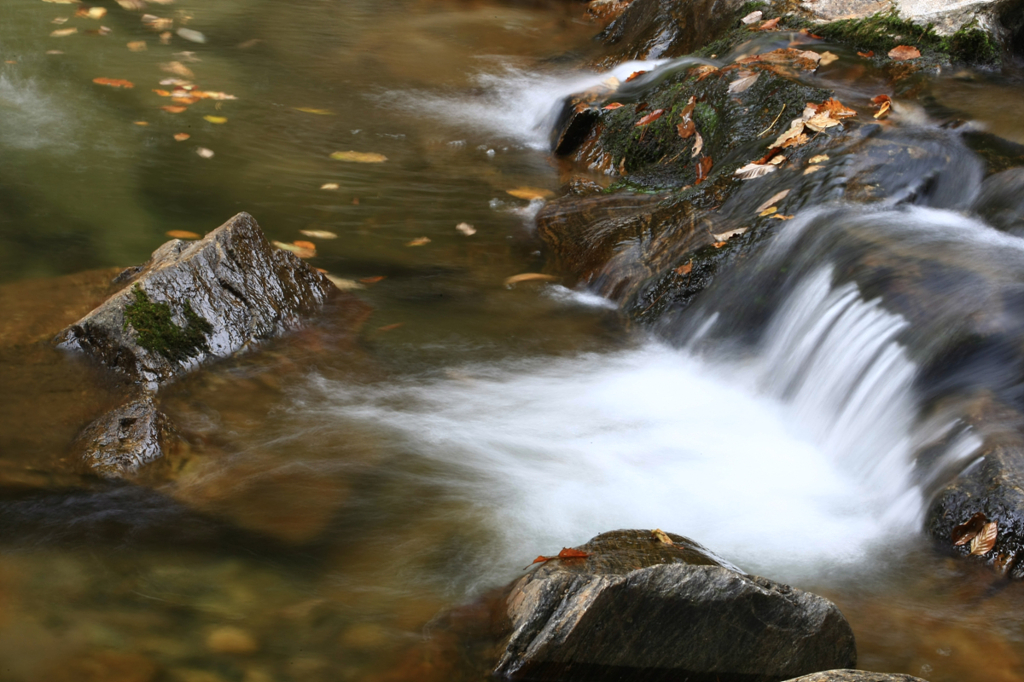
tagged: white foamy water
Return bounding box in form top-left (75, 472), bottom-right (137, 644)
top-left (302, 269), bottom-right (924, 583)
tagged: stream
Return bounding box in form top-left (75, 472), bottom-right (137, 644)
top-left (3, 0), bottom-right (1024, 681)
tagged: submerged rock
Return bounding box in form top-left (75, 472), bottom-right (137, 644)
top-left (73, 395), bottom-right (176, 477)
top-left (784, 671), bottom-right (929, 682)
top-left (55, 212), bottom-right (335, 387)
top-left (494, 529), bottom-right (856, 681)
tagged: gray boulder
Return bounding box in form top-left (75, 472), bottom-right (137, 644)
top-left (785, 671), bottom-right (929, 682)
top-left (495, 529), bottom-right (857, 681)
top-left (55, 212), bottom-right (335, 387)
top-left (73, 395), bottom-right (175, 477)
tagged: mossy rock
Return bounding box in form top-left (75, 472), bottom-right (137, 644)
top-left (124, 286), bottom-right (212, 363)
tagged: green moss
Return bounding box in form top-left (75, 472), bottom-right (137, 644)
top-left (947, 25), bottom-right (1000, 63)
top-left (123, 286), bottom-right (213, 362)
top-left (693, 102), bottom-right (719, 132)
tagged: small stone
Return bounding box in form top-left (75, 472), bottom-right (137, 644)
top-left (205, 626), bottom-right (259, 655)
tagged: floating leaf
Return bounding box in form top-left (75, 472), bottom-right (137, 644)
top-left (80, 6), bottom-right (107, 18)
top-left (970, 521), bottom-right (998, 555)
top-left (740, 10), bottom-right (762, 24)
top-left (330, 151), bottom-right (387, 163)
top-left (857, 50), bottom-right (875, 57)
top-left (166, 230), bottom-right (200, 239)
top-left (818, 51), bottom-right (839, 66)
top-left (504, 273), bottom-right (559, 287)
top-left (406, 237), bottom-right (431, 247)
top-left (456, 222), bottom-right (476, 236)
top-left (293, 240), bottom-right (317, 251)
top-left (127, 40), bottom-right (146, 51)
top-left (326, 275), bottom-right (364, 291)
top-left (635, 109), bottom-right (665, 127)
top-left (602, 102), bottom-right (624, 110)
top-left (735, 163), bottom-right (777, 180)
top-left (320, 183), bottom-right (339, 190)
top-left (176, 27), bottom-right (206, 43)
top-left (93, 77), bottom-right (134, 88)
top-left (755, 189), bottom-right (790, 214)
top-left (714, 228), bottom-right (748, 240)
top-left (300, 230), bottom-right (337, 239)
top-left (888, 45), bottom-right (921, 60)
top-left (808, 154), bottom-right (829, 164)
top-left (196, 147), bottom-right (214, 158)
top-left (162, 105), bottom-right (187, 113)
top-left (652, 529), bottom-right (675, 545)
top-left (295, 107), bottom-right (334, 115)
top-left (359, 276), bottom-right (386, 284)
top-left (273, 241), bottom-right (315, 258)
top-left (203, 115), bottom-right (227, 124)
top-left (160, 61), bottom-right (194, 79)
top-left (133, 121), bottom-right (148, 126)
top-left (50, 28), bottom-right (78, 37)
top-left (173, 132), bottom-right (190, 141)
top-left (952, 512), bottom-right (987, 546)
top-left (506, 187), bottom-right (554, 201)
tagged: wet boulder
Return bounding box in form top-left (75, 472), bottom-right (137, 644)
top-left (494, 529), bottom-right (857, 681)
top-left (73, 394), bottom-right (177, 478)
top-left (55, 212), bottom-right (336, 387)
top-left (784, 671), bottom-right (929, 682)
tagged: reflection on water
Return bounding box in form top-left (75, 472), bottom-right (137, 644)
top-left (5, 0), bottom-right (1024, 681)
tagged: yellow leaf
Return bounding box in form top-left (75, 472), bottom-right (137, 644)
top-left (166, 230), bottom-right (200, 239)
top-left (203, 115), bottom-right (227, 124)
top-left (331, 151), bottom-right (387, 163)
top-left (85, 7), bottom-right (107, 18)
top-left (295, 108), bottom-right (334, 115)
top-left (758, 207), bottom-right (778, 217)
top-left (325, 275), bottom-right (365, 291)
top-left (127, 41), bottom-right (146, 51)
top-left (50, 28), bottom-right (78, 37)
top-left (755, 189), bottom-right (790, 214)
top-left (652, 529), bottom-right (674, 545)
top-left (818, 51), bottom-right (839, 66)
top-left (300, 230), bottom-right (338, 239)
top-left (804, 165), bottom-right (822, 175)
top-left (406, 237), bottom-right (431, 247)
top-left (133, 121), bottom-right (148, 126)
top-left (506, 187), bottom-right (554, 201)
top-left (503, 273), bottom-right (559, 287)
top-left (808, 154), bottom-right (829, 164)
top-left (773, 214), bottom-right (795, 220)
top-left (320, 183), bottom-right (339, 190)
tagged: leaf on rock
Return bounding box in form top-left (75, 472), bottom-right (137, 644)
top-left (652, 529), bottom-right (675, 545)
top-left (888, 45), bottom-right (921, 60)
top-left (504, 273), bottom-right (559, 287)
top-left (804, 165), bottom-right (822, 175)
top-left (691, 64), bottom-right (719, 80)
top-left (952, 512), bottom-right (988, 545)
top-left (805, 111), bottom-right (841, 132)
top-left (713, 228), bottom-right (748, 240)
top-left (809, 154), bottom-right (829, 164)
top-left (406, 237), bottom-right (431, 247)
top-left (635, 109), bottom-right (665, 127)
top-left (735, 163), bottom-right (777, 180)
top-left (93, 77), bottom-right (134, 88)
top-left (773, 214), bottom-right (795, 220)
top-left (166, 230), bottom-right (200, 239)
top-left (602, 102), bottom-right (624, 110)
top-left (740, 10), bottom-right (762, 24)
top-left (532, 548), bottom-right (592, 565)
top-left (624, 70), bottom-right (647, 82)
top-left (507, 187), bottom-right (554, 201)
top-left (816, 98), bottom-right (856, 118)
top-left (691, 131), bottom-right (703, 157)
top-left (300, 230), bottom-right (338, 239)
top-left (728, 73), bottom-right (759, 94)
top-left (755, 189), bottom-right (790, 213)
top-left (970, 521), bottom-right (998, 555)
top-left (757, 17), bottom-right (780, 30)
top-left (331, 151), bottom-right (387, 163)
top-left (675, 262), bottom-right (693, 276)
top-left (696, 156), bottom-right (713, 183)
top-left (759, 207), bottom-right (778, 217)
top-left (677, 120), bottom-right (696, 138)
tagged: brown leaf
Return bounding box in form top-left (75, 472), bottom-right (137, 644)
top-left (970, 521), bottom-right (998, 555)
top-left (293, 240), bottom-right (317, 251)
top-left (888, 45), bottom-right (921, 60)
top-left (696, 156), bottom-right (713, 183)
top-left (677, 119), bottom-right (696, 139)
top-left (173, 133), bottom-right (190, 141)
top-left (504, 273), bottom-right (559, 287)
top-left (603, 102), bottom-right (624, 110)
top-left (166, 230), bottom-right (200, 239)
top-left (359, 276), bottom-right (386, 284)
top-left (675, 262), bottom-right (693, 276)
top-left (624, 70), bottom-right (648, 82)
top-left (857, 50), bottom-right (874, 58)
top-left (635, 109), bottom-right (665, 127)
top-left (378, 323), bottom-right (404, 332)
top-left (127, 40), bottom-right (147, 51)
top-left (93, 77), bottom-right (134, 88)
top-left (652, 529), bottom-right (675, 545)
top-left (531, 547), bottom-right (592, 565)
top-left (952, 512), bottom-right (988, 545)
top-left (816, 97), bottom-right (856, 118)
top-left (406, 237), bottom-right (431, 247)
top-left (331, 151), bottom-right (387, 163)
top-left (692, 64), bottom-right (719, 80)
top-left (757, 17), bottom-right (780, 30)
top-left (728, 73), bottom-right (760, 94)
top-left (507, 187), bottom-right (554, 201)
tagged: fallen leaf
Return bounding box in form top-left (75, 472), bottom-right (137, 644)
top-left (293, 240), bottom-right (317, 251)
top-left (196, 147), bottom-right (214, 158)
top-left (117, 0), bottom-right (146, 8)
top-left (635, 109), bottom-right (665, 127)
top-left (770, 119), bottom-right (806, 149)
top-left (162, 105), bottom-right (187, 113)
top-left (624, 70), bottom-right (647, 82)
top-left (504, 273), bottom-right (559, 287)
top-left (456, 222), bottom-right (476, 236)
top-left (531, 548), bottom-right (592, 565)
top-left (127, 40), bottom-right (146, 51)
top-left (295, 107), bottom-right (334, 115)
top-left (176, 27), bottom-right (206, 43)
top-left (300, 230), bottom-right (338, 239)
top-left (691, 64), bottom-right (719, 80)
top-left (696, 156), bottom-right (713, 183)
top-left (378, 323), bottom-right (404, 332)
top-left (133, 121), bottom-right (148, 126)
top-left (195, 91), bottom-right (237, 101)
top-left (735, 163), bottom-right (777, 179)
top-left (506, 187), bottom-right (554, 201)
top-left (803, 165), bottom-right (821, 175)
top-left (677, 119), bottom-right (696, 138)
top-left (713, 241), bottom-right (727, 248)
top-left (952, 512), bottom-right (988, 546)
top-left (796, 50), bottom-right (821, 64)
top-left (970, 521), bottom-right (998, 555)
top-left (740, 10), bottom-right (763, 24)
top-left (173, 132), bottom-right (190, 141)
top-left (143, 14), bottom-right (174, 31)
top-left (804, 111), bottom-right (840, 132)
top-left (359, 276), bottom-right (386, 284)
top-left (602, 102), bottom-right (624, 110)
top-left (166, 230), bottom-right (200, 239)
top-left (52, 17), bottom-right (68, 25)
top-left (888, 45), bottom-right (921, 60)
top-left (808, 154), bottom-right (829, 164)
top-left (768, 154), bottom-right (786, 166)
top-left (714, 228), bottom-right (748, 240)
top-left (755, 189), bottom-right (790, 214)
top-left (325, 276), bottom-right (365, 291)
top-left (159, 31), bottom-right (172, 45)
top-left (773, 214), bottom-right (795, 220)
top-left (857, 50), bottom-right (875, 58)
top-left (82, 6), bottom-right (107, 18)
top-left (50, 28), bottom-right (78, 37)
top-left (816, 98), bottom-right (856, 118)
top-left (675, 262), bottom-right (693, 276)
top-left (691, 131), bottom-right (703, 157)
top-left (406, 237), bottom-right (431, 247)
top-left (320, 183), bottom-right (339, 190)
top-left (759, 207), bottom-right (778, 217)
top-left (757, 17), bottom-right (780, 30)
top-left (203, 115), bottom-right (227, 124)
top-left (93, 77), bottom-right (134, 88)
top-left (160, 61), bottom-right (194, 79)
top-left (652, 529), bottom-right (675, 545)
top-left (45, 50), bottom-right (64, 55)
top-left (818, 51), bottom-right (839, 66)
top-left (780, 133), bottom-right (808, 148)
top-left (728, 73), bottom-right (759, 94)
top-left (874, 101), bottom-right (891, 118)
top-left (331, 151), bottom-right (387, 163)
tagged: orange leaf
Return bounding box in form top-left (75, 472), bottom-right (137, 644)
top-left (857, 50), bottom-right (874, 57)
top-left (359, 276), bottom-right (386, 284)
top-left (93, 77), bottom-right (134, 88)
top-left (675, 262), bottom-right (693, 276)
top-left (871, 94), bottom-right (892, 106)
top-left (161, 105), bottom-right (187, 114)
top-left (696, 156), bottom-right (713, 183)
top-left (635, 109), bottom-right (665, 127)
top-left (624, 70), bottom-right (648, 82)
top-left (816, 97), bottom-right (856, 118)
top-left (173, 133), bottom-right (190, 141)
top-left (378, 323), bottom-right (404, 332)
top-left (166, 230), bottom-right (200, 239)
top-left (293, 240), bottom-right (316, 250)
top-left (603, 102), bottom-right (624, 110)
top-left (757, 17), bottom-right (780, 30)
top-left (677, 120), bottom-right (696, 138)
top-left (557, 548), bottom-right (591, 559)
top-left (888, 45), bottom-right (921, 60)
top-left (531, 556), bottom-right (550, 565)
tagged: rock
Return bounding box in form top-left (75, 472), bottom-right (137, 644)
top-left (55, 212), bottom-right (336, 388)
top-left (205, 626), bottom-right (259, 655)
top-left (73, 395), bottom-right (176, 477)
top-left (784, 671), bottom-right (928, 682)
top-left (971, 167), bottom-right (1024, 235)
top-left (494, 529), bottom-right (857, 681)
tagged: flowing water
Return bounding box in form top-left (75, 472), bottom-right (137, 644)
top-left (4, 0), bottom-right (1024, 681)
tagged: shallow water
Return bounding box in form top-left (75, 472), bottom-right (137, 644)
top-left (4, 1), bottom-right (1024, 681)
